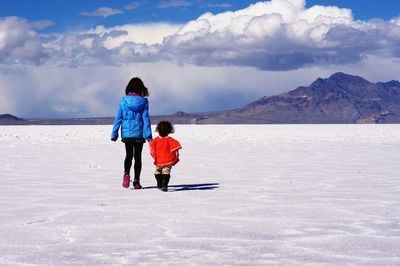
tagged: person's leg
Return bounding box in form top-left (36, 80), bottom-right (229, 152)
top-left (122, 141), bottom-right (134, 188)
top-left (161, 166), bottom-right (171, 192)
top-left (124, 141), bottom-right (134, 175)
top-left (132, 142), bottom-right (144, 180)
top-left (154, 166), bottom-right (163, 189)
top-left (132, 142), bottom-right (144, 189)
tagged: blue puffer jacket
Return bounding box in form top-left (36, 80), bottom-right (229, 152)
top-left (111, 95), bottom-right (153, 141)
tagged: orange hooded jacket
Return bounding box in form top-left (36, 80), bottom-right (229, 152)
top-left (149, 136), bottom-right (182, 166)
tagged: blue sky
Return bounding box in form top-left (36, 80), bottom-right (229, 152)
top-left (0, 0), bottom-right (399, 118)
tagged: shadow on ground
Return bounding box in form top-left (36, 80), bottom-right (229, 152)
top-left (142, 183), bottom-right (219, 191)
top-left (169, 183), bottom-right (219, 192)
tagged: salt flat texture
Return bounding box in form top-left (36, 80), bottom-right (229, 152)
top-left (0, 125), bottom-right (400, 265)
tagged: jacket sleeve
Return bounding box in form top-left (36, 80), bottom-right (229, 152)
top-left (169, 138), bottom-right (182, 152)
top-left (142, 101), bottom-right (153, 141)
top-left (111, 102), bottom-right (123, 139)
top-left (169, 138), bottom-right (182, 166)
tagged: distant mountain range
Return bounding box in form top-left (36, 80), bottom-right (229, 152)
top-left (2, 72), bottom-right (400, 125)
top-left (0, 114), bottom-right (25, 124)
top-left (153, 72), bottom-right (400, 124)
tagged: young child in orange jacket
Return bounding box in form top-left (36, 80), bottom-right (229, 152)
top-left (149, 121), bottom-right (182, 191)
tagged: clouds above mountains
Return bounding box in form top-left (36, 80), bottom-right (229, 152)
top-left (1, 0), bottom-right (400, 118)
top-left (1, 0), bottom-right (400, 70)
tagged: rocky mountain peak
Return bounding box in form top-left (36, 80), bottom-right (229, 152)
top-left (310, 72), bottom-right (370, 89)
top-left (382, 80), bottom-right (400, 88)
top-left (0, 114), bottom-right (24, 121)
top-left (329, 72), bottom-right (365, 81)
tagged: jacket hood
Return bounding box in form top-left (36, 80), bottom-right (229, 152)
top-left (121, 96), bottom-right (148, 112)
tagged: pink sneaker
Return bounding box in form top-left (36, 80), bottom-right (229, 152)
top-left (122, 174), bottom-right (130, 188)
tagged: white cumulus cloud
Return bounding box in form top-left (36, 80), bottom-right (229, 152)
top-left (163, 0), bottom-right (360, 70)
top-left (0, 17), bottom-right (47, 65)
top-left (89, 23), bottom-right (182, 47)
top-left (1, 0), bottom-right (400, 71)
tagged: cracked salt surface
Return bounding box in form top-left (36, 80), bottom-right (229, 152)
top-left (0, 125), bottom-right (400, 265)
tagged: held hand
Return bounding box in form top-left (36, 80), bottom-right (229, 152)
top-left (111, 137), bottom-right (117, 142)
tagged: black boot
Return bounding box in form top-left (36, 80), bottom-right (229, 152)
top-left (133, 178), bottom-right (142, 189)
top-left (161, 174), bottom-right (170, 192)
top-left (155, 174), bottom-right (162, 189)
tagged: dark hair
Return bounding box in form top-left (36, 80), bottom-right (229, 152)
top-left (125, 77), bottom-right (149, 96)
top-left (156, 121), bottom-right (174, 137)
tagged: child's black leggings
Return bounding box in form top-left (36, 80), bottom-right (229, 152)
top-left (124, 141), bottom-right (144, 180)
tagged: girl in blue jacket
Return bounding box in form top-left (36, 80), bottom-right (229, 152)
top-left (111, 77), bottom-right (153, 189)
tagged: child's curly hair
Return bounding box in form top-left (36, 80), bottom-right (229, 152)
top-left (156, 121), bottom-right (174, 137)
